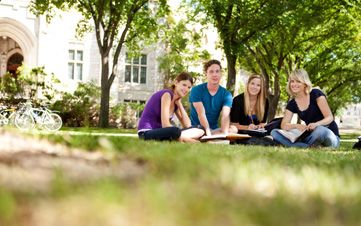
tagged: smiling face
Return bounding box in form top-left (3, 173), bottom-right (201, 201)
top-left (174, 80), bottom-right (192, 98)
top-left (289, 78), bottom-right (307, 95)
top-left (247, 78), bottom-right (262, 96)
top-left (286, 69), bottom-right (312, 97)
top-left (206, 64), bottom-right (222, 86)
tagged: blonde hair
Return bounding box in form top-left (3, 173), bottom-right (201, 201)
top-left (244, 74), bottom-right (266, 121)
top-left (286, 69), bottom-right (313, 97)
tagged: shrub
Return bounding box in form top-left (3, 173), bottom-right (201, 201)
top-left (110, 102), bottom-right (144, 129)
top-left (0, 66), bottom-right (61, 106)
top-left (52, 83), bottom-right (100, 127)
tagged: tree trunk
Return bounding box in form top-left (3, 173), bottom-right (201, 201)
top-left (268, 95), bottom-right (279, 120)
top-left (226, 54), bottom-right (237, 94)
top-left (99, 57), bottom-right (110, 128)
top-left (267, 73), bottom-right (281, 121)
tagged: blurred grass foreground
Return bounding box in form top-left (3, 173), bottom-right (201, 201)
top-left (1, 128), bottom-right (361, 226)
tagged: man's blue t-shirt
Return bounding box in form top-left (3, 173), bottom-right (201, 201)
top-left (286, 88), bottom-right (339, 137)
top-left (189, 83), bottom-right (232, 130)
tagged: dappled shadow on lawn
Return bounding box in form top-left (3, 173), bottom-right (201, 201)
top-left (0, 129), bottom-right (147, 193)
top-left (1, 129), bottom-right (361, 226)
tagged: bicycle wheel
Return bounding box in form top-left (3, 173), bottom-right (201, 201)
top-left (0, 113), bottom-right (7, 126)
top-left (7, 111), bottom-right (16, 125)
top-left (14, 113), bottom-right (35, 130)
top-left (42, 113), bottom-right (62, 131)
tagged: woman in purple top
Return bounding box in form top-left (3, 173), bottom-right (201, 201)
top-left (271, 69), bottom-right (340, 148)
top-left (138, 72), bottom-right (205, 142)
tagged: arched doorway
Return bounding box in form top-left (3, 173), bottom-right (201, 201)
top-left (7, 53), bottom-right (23, 76)
top-left (0, 36), bottom-right (23, 77)
top-left (0, 17), bottom-right (37, 75)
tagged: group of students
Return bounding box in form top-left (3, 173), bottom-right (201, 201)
top-left (137, 59), bottom-right (340, 148)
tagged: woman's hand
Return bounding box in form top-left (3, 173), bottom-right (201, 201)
top-left (258, 123), bottom-right (266, 129)
top-left (295, 124), bottom-right (308, 131)
top-left (248, 124), bottom-right (258, 130)
top-left (307, 122), bottom-right (319, 131)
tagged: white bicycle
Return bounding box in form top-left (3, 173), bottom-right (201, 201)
top-left (15, 102), bottom-right (62, 131)
top-left (0, 106), bottom-right (17, 126)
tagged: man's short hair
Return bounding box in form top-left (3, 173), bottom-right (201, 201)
top-left (203, 59), bottom-right (222, 73)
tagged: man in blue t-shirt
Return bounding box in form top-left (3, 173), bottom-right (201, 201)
top-left (189, 59), bottom-right (237, 136)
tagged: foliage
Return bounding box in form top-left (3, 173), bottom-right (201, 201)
top-left (192, 0), bottom-right (361, 119)
top-left (157, 3), bottom-right (210, 87)
top-left (110, 102), bottom-right (145, 129)
top-left (30, 0), bottom-right (170, 127)
top-left (52, 82), bottom-right (100, 127)
top-left (0, 66), bottom-right (61, 105)
top-left (0, 72), bottom-right (22, 100)
top-left (50, 81), bottom-right (144, 128)
top-left (191, 0), bottom-right (289, 92)
top-left (245, 0), bottom-right (361, 115)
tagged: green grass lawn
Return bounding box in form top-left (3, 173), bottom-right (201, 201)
top-left (1, 129), bottom-right (361, 226)
top-left (60, 126), bottom-right (137, 134)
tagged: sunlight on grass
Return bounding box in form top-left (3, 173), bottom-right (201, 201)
top-left (2, 128), bottom-right (361, 226)
top-left (218, 157), bottom-right (361, 203)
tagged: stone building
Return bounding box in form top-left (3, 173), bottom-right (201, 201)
top-left (0, 0), bottom-right (165, 104)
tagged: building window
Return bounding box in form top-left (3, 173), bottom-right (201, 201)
top-left (68, 50), bottom-right (83, 80)
top-left (125, 53), bottom-right (147, 84)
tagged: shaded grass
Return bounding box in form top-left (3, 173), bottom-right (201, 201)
top-left (341, 133), bottom-right (360, 140)
top-left (2, 129), bottom-right (361, 226)
top-left (60, 126), bottom-right (137, 134)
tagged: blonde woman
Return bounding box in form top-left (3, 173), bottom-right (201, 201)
top-left (230, 74), bottom-right (269, 131)
top-left (271, 69), bottom-right (339, 148)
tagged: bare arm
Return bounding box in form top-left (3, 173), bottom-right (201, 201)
top-left (281, 109), bottom-right (307, 131)
top-left (160, 92), bottom-right (173, 128)
top-left (220, 106), bottom-right (231, 134)
top-left (307, 96), bottom-right (333, 130)
top-left (193, 102), bottom-right (211, 136)
top-left (174, 100), bottom-right (191, 128)
top-left (230, 122), bottom-right (250, 130)
top-left (230, 122), bottom-right (261, 130)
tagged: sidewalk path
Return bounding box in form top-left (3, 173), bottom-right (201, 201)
top-left (33, 130), bottom-right (138, 137)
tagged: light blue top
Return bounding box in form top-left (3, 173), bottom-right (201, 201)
top-left (189, 83), bottom-right (232, 130)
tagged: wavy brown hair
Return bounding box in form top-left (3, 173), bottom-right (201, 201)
top-left (171, 72), bottom-right (194, 90)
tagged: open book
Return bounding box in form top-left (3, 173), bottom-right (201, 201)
top-left (277, 129), bottom-right (311, 143)
top-left (200, 133), bottom-right (250, 142)
top-left (238, 128), bottom-right (267, 137)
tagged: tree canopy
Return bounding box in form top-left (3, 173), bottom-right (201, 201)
top-left (157, 3), bottom-right (211, 88)
top-left (192, 0), bottom-right (361, 119)
top-left (31, 0), bottom-right (169, 127)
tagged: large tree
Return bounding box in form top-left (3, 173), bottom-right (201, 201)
top-left (192, 0), bottom-right (290, 93)
top-left (31, 0), bottom-right (168, 127)
top-left (240, 0), bottom-right (361, 118)
top-left (193, 0), bottom-right (361, 119)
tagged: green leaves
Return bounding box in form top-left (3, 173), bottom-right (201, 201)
top-left (30, 0), bottom-right (170, 127)
top-left (157, 4), bottom-right (209, 87)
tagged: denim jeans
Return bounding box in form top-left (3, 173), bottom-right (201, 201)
top-left (138, 127), bottom-right (181, 141)
top-left (271, 126), bottom-right (340, 148)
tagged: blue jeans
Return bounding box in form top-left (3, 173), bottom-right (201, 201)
top-left (271, 126), bottom-right (340, 148)
top-left (138, 127), bottom-right (181, 141)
